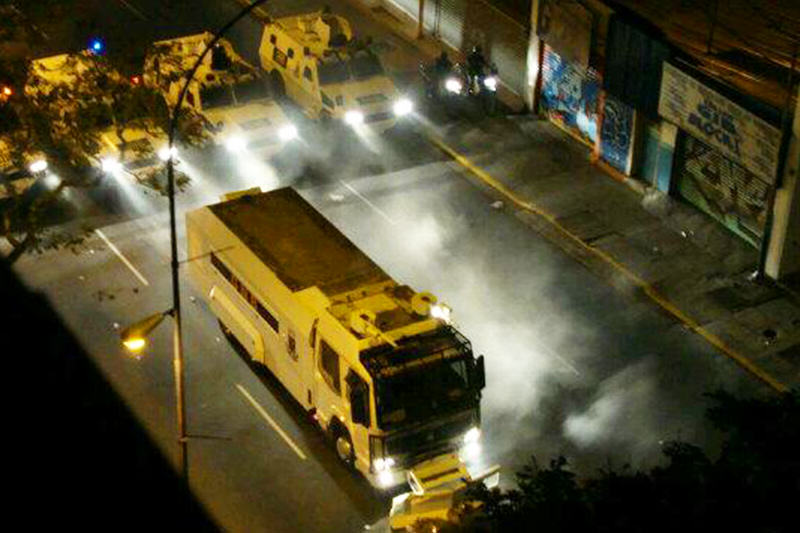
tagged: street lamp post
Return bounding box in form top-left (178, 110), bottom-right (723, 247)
top-left (123, 0), bottom-right (270, 482)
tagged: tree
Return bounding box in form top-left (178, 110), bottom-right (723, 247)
top-left (419, 390), bottom-right (800, 533)
top-left (1, 51), bottom-right (207, 264)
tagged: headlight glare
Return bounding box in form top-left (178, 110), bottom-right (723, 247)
top-left (344, 110), bottom-right (364, 126)
top-left (101, 157), bottom-right (122, 173)
top-left (374, 457), bottom-right (395, 472)
top-left (393, 98), bottom-right (413, 117)
top-left (464, 427), bottom-right (481, 444)
top-left (483, 76), bottom-right (498, 91)
top-left (225, 136), bottom-right (246, 152)
top-left (278, 124), bottom-right (298, 141)
top-left (430, 303), bottom-right (452, 323)
top-left (344, 111), bottom-right (364, 126)
top-left (445, 78), bottom-right (462, 94)
top-left (157, 146), bottom-right (178, 161)
top-left (28, 159), bottom-right (48, 174)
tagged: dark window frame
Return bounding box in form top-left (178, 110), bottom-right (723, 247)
top-left (320, 340), bottom-right (341, 395)
top-left (210, 252), bottom-right (279, 333)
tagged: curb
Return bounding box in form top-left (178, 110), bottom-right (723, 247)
top-left (428, 133), bottom-right (790, 394)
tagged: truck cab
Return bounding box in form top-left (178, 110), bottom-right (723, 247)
top-left (259, 11), bottom-right (413, 132)
top-left (145, 33), bottom-right (298, 158)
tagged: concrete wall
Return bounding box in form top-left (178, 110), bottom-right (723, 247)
top-left (765, 86), bottom-right (800, 279)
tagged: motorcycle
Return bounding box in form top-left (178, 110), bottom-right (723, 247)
top-left (420, 61), bottom-right (468, 102)
top-left (466, 62), bottom-right (499, 114)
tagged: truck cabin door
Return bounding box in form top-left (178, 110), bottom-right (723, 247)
top-left (345, 368), bottom-right (371, 471)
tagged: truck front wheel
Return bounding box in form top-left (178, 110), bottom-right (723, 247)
top-left (332, 426), bottom-right (354, 466)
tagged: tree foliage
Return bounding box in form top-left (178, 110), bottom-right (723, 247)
top-left (2, 45), bottom-right (206, 263)
top-left (418, 390), bottom-right (800, 533)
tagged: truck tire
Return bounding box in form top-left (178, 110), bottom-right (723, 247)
top-left (331, 424), bottom-right (354, 466)
top-left (269, 70), bottom-right (286, 101)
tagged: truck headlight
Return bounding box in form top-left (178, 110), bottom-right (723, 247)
top-left (430, 303), bottom-right (451, 324)
top-left (225, 135), bottom-right (246, 152)
top-left (393, 97), bottom-right (413, 117)
top-left (344, 110), bottom-right (364, 126)
top-left (445, 78), bottom-right (462, 94)
top-left (157, 146), bottom-right (178, 162)
top-left (374, 457), bottom-right (396, 487)
top-left (101, 157), bottom-right (122, 174)
top-left (464, 427), bottom-right (481, 444)
top-left (278, 124), bottom-right (298, 141)
top-left (374, 457), bottom-right (396, 472)
top-left (461, 427), bottom-right (481, 460)
top-left (483, 76), bottom-right (498, 92)
top-left (28, 159), bottom-right (48, 174)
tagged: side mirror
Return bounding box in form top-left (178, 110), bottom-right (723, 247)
top-left (474, 355), bottom-right (486, 391)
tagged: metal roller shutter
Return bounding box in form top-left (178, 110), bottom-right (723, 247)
top-left (386, 0), bottom-right (529, 96)
top-left (675, 133), bottom-right (769, 247)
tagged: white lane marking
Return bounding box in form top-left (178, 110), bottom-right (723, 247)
top-left (555, 354), bottom-right (581, 376)
top-left (339, 179), bottom-right (397, 226)
top-left (236, 384), bottom-right (307, 460)
top-left (532, 338), bottom-right (580, 376)
top-left (94, 229), bottom-right (150, 287)
top-left (117, 0), bottom-right (148, 20)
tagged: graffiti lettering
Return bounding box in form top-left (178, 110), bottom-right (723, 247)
top-left (688, 99), bottom-right (742, 157)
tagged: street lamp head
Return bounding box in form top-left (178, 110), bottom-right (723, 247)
top-left (120, 310), bottom-right (172, 353)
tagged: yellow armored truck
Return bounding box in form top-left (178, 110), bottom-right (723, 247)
top-left (186, 187), bottom-right (485, 489)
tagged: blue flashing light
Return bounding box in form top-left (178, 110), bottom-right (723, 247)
top-left (89, 38), bottom-right (105, 54)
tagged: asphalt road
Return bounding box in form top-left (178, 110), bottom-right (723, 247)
top-left (9, 0), bottom-right (774, 531)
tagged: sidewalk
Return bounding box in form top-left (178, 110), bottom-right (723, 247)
top-left (345, 0), bottom-right (800, 393)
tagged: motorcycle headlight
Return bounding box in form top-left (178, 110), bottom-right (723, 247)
top-left (445, 78), bottom-right (462, 94)
top-left (393, 97), bottom-right (413, 117)
top-left (157, 146), bottom-right (178, 162)
top-left (225, 136), bottom-right (246, 152)
top-left (483, 76), bottom-right (498, 91)
top-left (28, 159), bottom-right (48, 174)
top-left (101, 157), bottom-right (122, 174)
top-left (344, 110), bottom-right (364, 126)
top-left (278, 124), bottom-right (298, 141)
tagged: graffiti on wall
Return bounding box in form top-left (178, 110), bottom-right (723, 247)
top-left (659, 62), bottom-right (780, 184)
top-left (600, 95), bottom-right (634, 174)
top-left (541, 45), bottom-right (600, 145)
top-left (677, 135), bottom-right (769, 246)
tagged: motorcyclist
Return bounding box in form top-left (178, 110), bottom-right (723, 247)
top-left (432, 51), bottom-right (454, 97)
top-left (466, 45), bottom-right (487, 93)
top-left (434, 51), bottom-right (453, 76)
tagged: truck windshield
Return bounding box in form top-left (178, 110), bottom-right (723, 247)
top-left (349, 54), bottom-right (385, 80)
top-left (233, 78), bottom-right (270, 104)
top-left (318, 61), bottom-right (350, 85)
top-left (200, 85), bottom-right (235, 109)
top-left (376, 357), bottom-right (474, 430)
